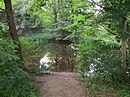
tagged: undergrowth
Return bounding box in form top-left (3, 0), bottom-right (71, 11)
top-left (0, 39), bottom-right (39, 97)
top-left (76, 39), bottom-right (130, 97)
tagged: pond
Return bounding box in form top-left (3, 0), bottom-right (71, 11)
top-left (40, 40), bottom-right (77, 72)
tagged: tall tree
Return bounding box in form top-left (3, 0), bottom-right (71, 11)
top-left (91, 0), bottom-right (130, 67)
top-left (3, 0), bottom-right (22, 58)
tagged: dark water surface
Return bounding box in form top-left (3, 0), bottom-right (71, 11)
top-left (40, 40), bottom-right (77, 72)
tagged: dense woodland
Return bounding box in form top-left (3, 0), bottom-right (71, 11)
top-left (0, 0), bottom-right (130, 97)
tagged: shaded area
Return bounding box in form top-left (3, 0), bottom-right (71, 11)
top-left (40, 40), bottom-right (77, 72)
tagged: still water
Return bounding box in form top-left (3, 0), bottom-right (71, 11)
top-left (40, 40), bottom-right (77, 72)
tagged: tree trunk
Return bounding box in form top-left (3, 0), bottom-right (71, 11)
top-left (121, 38), bottom-right (129, 67)
top-left (121, 18), bottom-right (129, 67)
top-left (52, 0), bottom-right (58, 24)
top-left (4, 0), bottom-right (22, 58)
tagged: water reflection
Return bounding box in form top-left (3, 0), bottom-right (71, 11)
top-left (39, 52), bottom-right (55, 70)
top-left (40, 40), bottom-right (77, 72)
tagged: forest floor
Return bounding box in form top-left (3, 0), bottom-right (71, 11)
top-left (36, 72), bottom-right (91, 97)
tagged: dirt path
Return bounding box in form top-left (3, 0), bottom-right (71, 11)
top-left (37, 72), bottom-right (88, 97)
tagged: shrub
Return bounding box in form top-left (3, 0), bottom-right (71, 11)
top-left (0, 39), bottom-right (39, 97)
top-left (76, 39), bottom-right (130, 96)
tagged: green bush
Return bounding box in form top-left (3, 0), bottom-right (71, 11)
top-left (76, 39), bottom-right (130, 96)
top-left (0, 39), bottom-right (39, 97)
top-left (20, 37), bottom-right (41, 65)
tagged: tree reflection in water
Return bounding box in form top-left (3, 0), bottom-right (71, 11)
top-left (40, 40), bottom-right (77, 72)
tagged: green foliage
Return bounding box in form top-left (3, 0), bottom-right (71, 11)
top-left (1, 0), bottom-right (130, 96)
top-left (12, 0), bottom-right (48, 36)
top-left (68, 0), bottom-right (130, 96)
top-left (0, 66), bottom-right (38, 97)
top-left (29, 0), bottom-right (53, 28)
top-left (76, 38), bottom-right (130, 96)
top-left (20, 35), bottom-right (47, 73)
top-left (0, 39), bottom-right (39, 97)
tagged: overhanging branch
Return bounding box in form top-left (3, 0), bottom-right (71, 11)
top-left (0, 8), bottom-right (5, 13)
top-left (91, 0), bottom-right (103, 8)
top-left (100, 25), bottom-right (118, 35)
top-left (0, 8), bottom-right (5, 11)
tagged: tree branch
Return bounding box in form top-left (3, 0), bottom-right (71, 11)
top-left (0, 8), bottom-right (5, 13)
top-left (100, 25), bottom-right (117, 35)
top-left (0, 8), bottom-right (5, 11)
top-left (91, 0), bottom-right (105, 9)
top-left (90, 0), bottom-right (112, 11)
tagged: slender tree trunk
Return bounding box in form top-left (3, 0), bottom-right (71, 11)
top-left (53, 7), bottom-right (58, 23)
top-left (52, 0), bottom-right (58, 25)
top-left (4, 0), bottom-right (22, 58)
top-left (121, 38), bottom-right (128, 67)
top-left (121, 18), bottom-right (129, 67)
